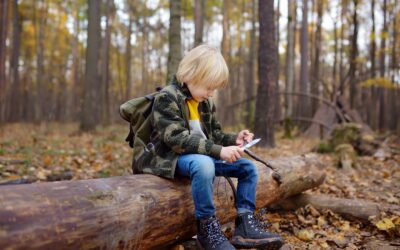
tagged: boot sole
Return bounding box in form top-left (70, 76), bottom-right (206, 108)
top-left (231, 235), bottom-right (283, 250)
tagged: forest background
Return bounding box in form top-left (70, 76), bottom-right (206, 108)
top-left (0, 0), bottom-right (399, 141)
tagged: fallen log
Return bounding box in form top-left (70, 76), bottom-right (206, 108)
top-left (274, 193), bottom-right (400, 223)
top-left (0, 154), bottom-right (325, 250)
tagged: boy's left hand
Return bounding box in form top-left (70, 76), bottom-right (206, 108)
top-left (236, 129), bottom-right (254, 147)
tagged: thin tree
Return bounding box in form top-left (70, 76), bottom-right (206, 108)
top-left (167, 0), bottom-right (182, 83)
top-left (219, 0), bottom-right (231, 125)
top-left (254, 0), bottom-right (277, 147)
top-left (194, 0), bottom-right (205, 46)
top-left (8, 0), bottom-right (22, 122)
top-left (378, 0), bottom-right (388, 130)
top-left (101, 0), bottom-right (114, 125)
top-left (125, 1), bottom-right (134, 100)
top-left (285, 0), bottom-right (296, 117)
top-left (349, 0), bottom-right (359, 109)
top-left (0, 0), bottom-right (9, 122)
top-left (81, 0), bottom-right (101, 131)
top-left (311, 0), bottom-right (323, 114)
top-left (35, 0), bottom-right (48, 122)
top-left (298, 0), bottom-right (309, 120)
top-left (70, 0), bottom-right (81, 121)
top-left (245, 0), bottom-right (257, 127)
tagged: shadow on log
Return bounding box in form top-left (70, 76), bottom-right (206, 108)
top-left (0, 154), bottom-right (325, 249)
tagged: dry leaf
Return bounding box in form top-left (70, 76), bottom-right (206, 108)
top-left (375, 218), bottom-right (395, 232)
top-left (295, 229), bottom-right (315, 241)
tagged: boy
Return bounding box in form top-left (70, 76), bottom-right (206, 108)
top-left (139, 45), bottom-right (283, 249)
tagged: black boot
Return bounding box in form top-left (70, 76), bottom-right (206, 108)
top-left (231, 212), bottom-right (283, 249)
top-left (196, 215), bottom-right (235, 250)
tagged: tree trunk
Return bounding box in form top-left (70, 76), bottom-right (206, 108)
top-left (0, 0), bottom-right (9, 122)
top-left (275, 193), bottom-right (400, 224)
top-left (285, 0), bottom-right (296, 118)
top-left (274, 0), bottom-right (281, 122)
top-left (338, 0), bottom-right (346, 94)
top-left (167, 0), bottom-right (182, 83)
top-left (378, 0), bottom-right (388, 131)
top-left (194, 0), bottom-right (205, 46)
top-left (332, 17), bottom-right (338, 100)
top-left (8, 0), bottom-right (21, 122)
top-left (369, 0), bottom-right (377, 129)
top-left (70, 0), bottom-right (80, 121)
top-left (125, 14), bottom-right (133, 100)
top-left (218, 0), bottom-right (231, 126)
top-left (255, 0), bottom-right (277, 147)
top-left (298, 0), bottom-right (309, 120)
top-left (80, 0), bottom-right (101, 131)
top-left (349, 0), bottom-right (359, 109)
top-left (0, 154), bottom-right (325, 249)
top-left (389, 0), bottom-right (398, 131)
top-left (311, 0), bottom-right (323, 115)
top-left (101, 0), bottom-right (113, 126)
top-left (245, 0), bottom-right (257, 128)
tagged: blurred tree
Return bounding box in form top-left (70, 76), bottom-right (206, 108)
top-left (285, 0), bottom-right (296, 117)
top-left (0, 0), bottom-right (9, 122)
top-left (349, 0), bottom-right (359, 109)
top-left (8, 0), bottom-right (22, 122)
top-left (81, 0), bottom-right (101, 131)
top-left (167, 0), bottom-right (182, 82)
top-left (298, 0), bottom-right (309, 120)
top-left (194, 0), bottom-right (205, 46)
top-left (255, 0), bottom-right (277, 147)
top-left (101, 0), bottom-right (116, 125)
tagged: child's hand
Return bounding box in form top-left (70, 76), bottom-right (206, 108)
top-left (220, 146), bottom-right (244, 163)
top-left (236, 129), bottom-right (254, 146)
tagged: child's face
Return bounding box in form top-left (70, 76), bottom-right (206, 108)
top-left (186, 83), bottom-right (216, 102)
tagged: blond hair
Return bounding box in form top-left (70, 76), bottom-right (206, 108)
top-left (176, 44), bottom-right (229, 89)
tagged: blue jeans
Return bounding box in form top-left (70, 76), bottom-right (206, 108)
top-left (176, 154), bottom-right (258, 219)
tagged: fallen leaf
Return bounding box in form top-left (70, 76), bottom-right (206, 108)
top-left (375, 218), bottom-right (395, 232)
top-left (295, 229), bottom-right (315, 241)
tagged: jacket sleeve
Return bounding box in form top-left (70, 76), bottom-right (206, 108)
top-left (151, 93), bottom-right (223, 158)
top-left (209, 101), bottom-right (238, 146)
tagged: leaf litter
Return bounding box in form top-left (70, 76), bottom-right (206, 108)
top-left (0, 124), bottom-right (399, 249)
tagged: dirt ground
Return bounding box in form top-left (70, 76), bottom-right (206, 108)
top-left (0, 123), bottom-right (399, 249)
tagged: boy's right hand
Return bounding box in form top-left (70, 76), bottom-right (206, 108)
top-left (220, 146), bottom-right (244, 163)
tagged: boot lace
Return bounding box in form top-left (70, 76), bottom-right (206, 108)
top-left (201, 217), bottom-right (227, 248)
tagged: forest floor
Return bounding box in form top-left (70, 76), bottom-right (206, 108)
top-left (0, 123), bottom-right (399, 250)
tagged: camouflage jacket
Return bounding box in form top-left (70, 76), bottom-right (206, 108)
top-left (138, 76), bottom-right (237, 179)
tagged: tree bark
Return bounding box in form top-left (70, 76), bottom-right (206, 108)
top-left (245, 0), bottom-right (257, 128)
top-left (194, 0), bottom-right (205, 46)
top-left (378, 0), bottom-right (388, 131)
top-left (70, 0), bottom-right (80, 121)
top-left (101, 0), bottom-right (114, 126)
top-left (8, 0), bottom-right (21, 122)
top-left (35, 0), bottom-right (48, 122)
top-left (80, 0), bottom-right (101, 131)
top-left (0, 154), bottom-right (325, 250)
top-left (298, 0), bottom-right (309, 120)
top-left (167, 0), bottom-right (182, 83)
top-left (255, 0), bottom-right (277, 148)
top-left (285, 0), bottom-right (296, 118)
top-left (218, 0), bottom-right (231, 126)
top-left (275, 193), bottom-right (400, 223)
top-left (311, 0), bottom-right (323, 115)
top-left (125, 14), bottom-right (133, 100)
top-left (349, 0), bottom-right (359, 109)
top-left (0, 0), bottom-right (9, 122)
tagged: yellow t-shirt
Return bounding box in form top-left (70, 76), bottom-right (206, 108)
top-left (186, 99), bottom-right (207, 138)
